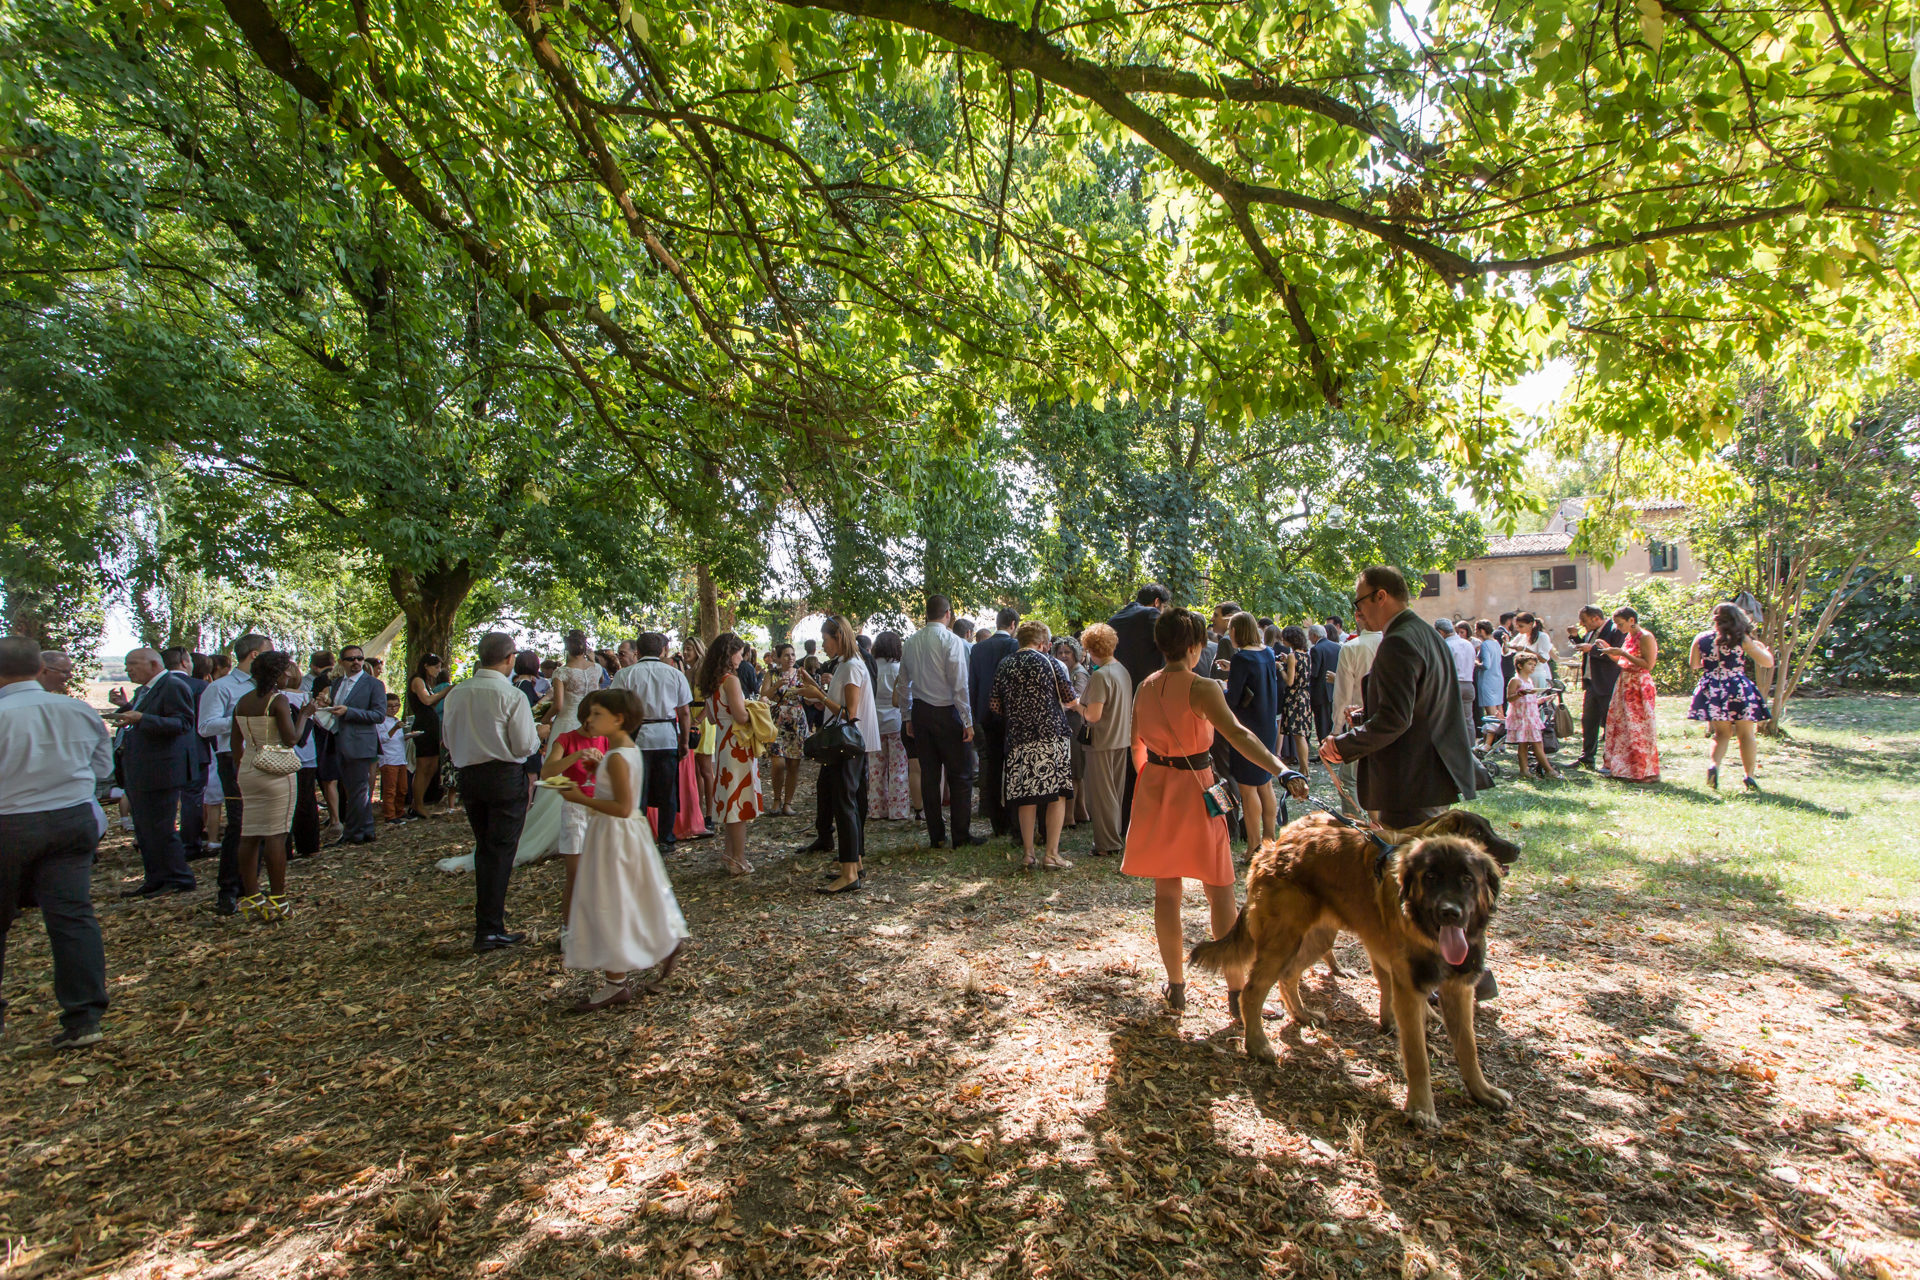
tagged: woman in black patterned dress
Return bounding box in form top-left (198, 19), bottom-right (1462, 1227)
top-left (1279, 625), bottom-right (1314, 776)
top-left (990, 621), bottom-right (1082, 871)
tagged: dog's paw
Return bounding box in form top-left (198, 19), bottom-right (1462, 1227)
top-left (1471, 1085), bottom-right (1513, 1110)
top-left (1405, 1105), bottom-right (1441, 1130)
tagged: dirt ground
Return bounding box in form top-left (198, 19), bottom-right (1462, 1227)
top-left (2, 765), bottom-right (1917, 1280)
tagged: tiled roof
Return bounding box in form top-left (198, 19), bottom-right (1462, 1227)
top-left (1475, 532), bottom-right (1575, 558)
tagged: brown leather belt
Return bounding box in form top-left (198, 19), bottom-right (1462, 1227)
top-left (1146, 749), bottom-right (1211, 771)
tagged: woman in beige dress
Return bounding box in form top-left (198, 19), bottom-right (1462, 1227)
top-left (229, 652), bottom-right (317, 922)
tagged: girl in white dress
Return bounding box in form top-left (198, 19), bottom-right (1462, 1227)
top-left (557, 688), bottom-right (689, 1012)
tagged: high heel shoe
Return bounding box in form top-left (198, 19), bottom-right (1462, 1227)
top-left (262, 894), bottom-right (292, 922)
top-left (1743, 775), bottom-right (1760, 792)
top-left (1707, 765), bottom-right (1719, 791)
top-left (237, 892), bottom-right (268, 922)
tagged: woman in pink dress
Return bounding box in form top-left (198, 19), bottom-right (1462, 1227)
top-left (1122, 608), bottom-right (1303, 1021)
top-left (1599, 606), bottom-right (1660, 783)
top-left (698, 633), bottom-right (761, 877)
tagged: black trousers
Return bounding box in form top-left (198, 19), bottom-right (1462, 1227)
top-left (820, 753), bottom-right (867, 864)
top-left (180, 756), bottom-right (206, 856)
top-left (1312, 694), bottom-right (1333, 743)
top-left (643, 748), bottom-right (680, 845)
top-left (1372, 804), bottom-right (1449, 830)
top-left (909, 703), bottom-right (973, 847)
top-left (1581, 685), bottom-right (1612, 764)
top-left (459, 761), bottom-right (529, 937)
top-left (215, 752), bottom-right (244, 898)
top-left (338, 754), bottom-right (376, 841)
top-left (128, 785), bottom-right (195, 892)
top-left (0, 804), bottom-right (108, 1035)
top-left (976, 723), bottom-right (1008, 836)
top-left (292, 766), bottom-right (321, 857)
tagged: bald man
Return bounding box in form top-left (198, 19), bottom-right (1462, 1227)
top-left (115, 648), bottom-right (200, 897)
top-left (37, 650), bottom-right (75, 695)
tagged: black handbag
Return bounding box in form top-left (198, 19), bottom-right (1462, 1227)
top-left (803, 716), bottom-right (866, 763)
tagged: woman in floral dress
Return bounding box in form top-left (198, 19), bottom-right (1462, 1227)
top-left (990, 621), bottom-right (1081, 870)
top-left (764, 643), bottom-right (807, 816)
top-left (1599, 606), bottom-right (1660, 783)
top-left (1687, 602), bottom-right (1775, 791)
top-left (697, 633), bottom-right (760, 876)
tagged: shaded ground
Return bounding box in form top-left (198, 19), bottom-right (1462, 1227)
top-left (3, 695), bottom-right (1917, 1279)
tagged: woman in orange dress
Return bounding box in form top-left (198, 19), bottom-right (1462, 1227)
top-left (1122, 608), bottom-right (1304, 1019)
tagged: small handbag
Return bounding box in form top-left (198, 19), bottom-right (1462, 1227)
top-left (1553, 698), bottom-right (1575, 739)
top-left (803, 715), bottom-right (866, 764)
top-left (250, 742), bottom-right (301, 776)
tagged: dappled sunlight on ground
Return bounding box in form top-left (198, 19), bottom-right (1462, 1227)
top-left (3, 695), bottom-right (1918, 1278)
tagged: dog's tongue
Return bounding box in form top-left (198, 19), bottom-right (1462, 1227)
top-left (1439, 925), bottom-right (1470, 967)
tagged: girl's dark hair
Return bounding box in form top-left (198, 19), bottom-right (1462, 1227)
top-left (1613, 605), bottom-right (1639, 623)
top-left (513, 649), bottom-right (541, 678)
top-left (564, 629), bottom-right (590, 658)
top-left (1711, 602), bottom-right (1752, 647)
top-left (698, 632), bottom-right (746, 701)
top-left (191, 652), bottom-right (212, 681)
top-left (576, 687), bottom-right (642, 732)
top-left (1153, 607), bottom-right (1208, 661)
top-left (872, 630), bottom-right (904, 662)
top-left (1281, 625), bottom-right (1308, 651)
top-left (412, 652), bottom-right (443, 681)
top-left (773, 642), bottom-right (794, 659)
top-left (1263, 624), bottom-right (1283, 647)
top-left (251, 650), bottom-right (294, 696)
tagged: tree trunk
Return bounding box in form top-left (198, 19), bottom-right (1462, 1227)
top-left (389, 561), bottom-right (475, 678)
top-left (695, 564), bottom-right (722, 642)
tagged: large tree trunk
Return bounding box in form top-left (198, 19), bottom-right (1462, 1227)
top-left (695, 564), bottom-right (722, 642)
top-left (389, 561), bottom-right (475, 678)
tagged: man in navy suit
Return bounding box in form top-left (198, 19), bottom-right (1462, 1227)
top-left (1106, 583), bottom-right (1171, 690)
top-left (967, 607), bottom-right (1020, 839)
top-left (1308, 625), bottom-right (1343, 742)
top-left (114, 648), bottom-right (199, 897)
top-left (322, 644), bottom-right (386, 845)
top-left (1105, 584), bottom-right (1171, 833)
top-left (159, 647), bottom-right (209, 857)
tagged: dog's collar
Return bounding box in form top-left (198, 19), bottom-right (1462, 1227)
top-left (1314, 803), bottom-right (1400, 875)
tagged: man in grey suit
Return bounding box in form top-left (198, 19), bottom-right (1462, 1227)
top-left (1319, 566), bottom-right (1477, 829)
top-left (322, 644), bottom-right (385, 845)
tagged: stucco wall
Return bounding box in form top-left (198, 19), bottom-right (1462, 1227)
top-left (1408, 555), bottom-right (1592, 630)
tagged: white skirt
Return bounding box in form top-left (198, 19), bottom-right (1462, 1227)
top-left (564, 808), bottom-right (688, 975)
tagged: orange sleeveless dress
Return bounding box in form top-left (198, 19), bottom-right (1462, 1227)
top-left (1120, 668), bottom-right (1234, 886)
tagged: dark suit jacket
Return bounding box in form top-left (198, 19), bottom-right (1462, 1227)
top-left (121, 672), bottom-right (203, 792)
top-left (1331, 608), bottom-right (1478, 811)
top-left (1308, 638), bottom-right (1342, 709)
top-left (969, 631), bottom-right (1018, 730)
top-left (174, 672), bottom-right (209, 772)
top-left (1578, 622), bottom-right (1627, 698)
top-left (328, 673), bottom-right (388, 761)
top-left (1107, 602), bottom-right (1163, 690)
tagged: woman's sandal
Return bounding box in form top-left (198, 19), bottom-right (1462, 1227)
top-left (1021, 854), bottom-right (1037, 871)
top-left (1163, 982), bottom-right (1186, 1012)
top-left (1041, 855), bottom-right (1074, 871)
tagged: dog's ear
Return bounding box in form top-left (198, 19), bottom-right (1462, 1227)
top-left (1397, 839), bottom-right (1428, 907)
top-left (1473, 850), bottom-right (1502, 914)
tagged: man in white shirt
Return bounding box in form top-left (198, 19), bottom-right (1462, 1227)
top-left (1439, 619), bottom-right (1481, 753)
top-left (898, 594), bottom-right (981, 850)
top-left (614, 633), bottom-right (692, 851)
top-left (199, 633), bottom-right (270, 916)
top-left (0, 636), bottom-right (113, 1049)
top-left (440, 632), bottom-right (541, 951)
top-left (1329, 626), bottom-right (1383, 817)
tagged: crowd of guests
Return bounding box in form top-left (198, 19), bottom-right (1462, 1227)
top-left (0, 573), bottom-right (1785, 1042)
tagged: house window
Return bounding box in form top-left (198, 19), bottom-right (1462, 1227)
top-left (1456, 569), bottom-right (1468, 589)
top-left (1420, 573), bottom-right (1441, 598)
top-left (1532, 565), bottom-right (1577, 591)
top-left (1650, 540), bottom-right (1679, 573)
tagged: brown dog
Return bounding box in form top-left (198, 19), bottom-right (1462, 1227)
top-left (1190, 810), bottom-right (1516, 1127)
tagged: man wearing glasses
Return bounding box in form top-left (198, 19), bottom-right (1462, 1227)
top-left (320, 645), bottom-right (386, 846)
top-left (1318, 566), bottom-right (1478, 830)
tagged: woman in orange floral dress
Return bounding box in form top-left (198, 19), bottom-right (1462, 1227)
top-left (1598, 606), bottom-right (1661, 783)
top-left (697, 634), bottom-right (761, 876)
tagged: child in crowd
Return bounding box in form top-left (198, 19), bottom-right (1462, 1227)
top-left (556, 689), bottom-right (688, 1012)
top-left (539, 715), bottom-right (610, 938)
top-left (1504, 653), bottom-right (1561, 780)
top-left (380, 694), bottom-right (411, 822)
